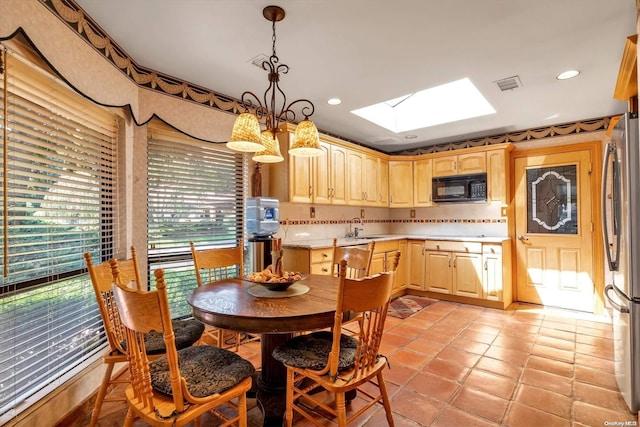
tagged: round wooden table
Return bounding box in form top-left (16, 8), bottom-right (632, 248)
top-left (187, 275), bottom-right (339, 426)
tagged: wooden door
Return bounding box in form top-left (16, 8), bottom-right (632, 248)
top-left (425, 251), bottom-right (452, 294)
top-left (514, 150), bottom-right (595, 312)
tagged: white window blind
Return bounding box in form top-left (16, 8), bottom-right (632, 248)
top-left (0, 48), bottom-right (117, 416)
top-left (147, 123), bottom-right (246, 318)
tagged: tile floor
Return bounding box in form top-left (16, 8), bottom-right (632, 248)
top-left (66, 300), bottom-right (639, 426)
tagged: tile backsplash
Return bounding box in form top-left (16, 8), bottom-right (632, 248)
top-left (273, 202), bottom-right (508, 243)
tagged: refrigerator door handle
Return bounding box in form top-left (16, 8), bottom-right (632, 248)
top-left (604, 284), bottom-right (630, 313)
top-left (601, 143), bottom-right (621, 271)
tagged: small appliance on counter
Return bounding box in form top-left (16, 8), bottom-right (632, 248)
top-left (246, 197), bottom-right (280, 272)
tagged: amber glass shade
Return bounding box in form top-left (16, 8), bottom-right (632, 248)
top-left (227, 113), bottom-right (264, 152)
top-left (252, 130), bottom-right (284, 163)
top-left (289, 120), bottom-right (322, 157)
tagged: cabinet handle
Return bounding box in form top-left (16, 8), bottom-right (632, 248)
top-left (309, 186), bottom-right (313, 196)
top-left (448, 256), bottom-right (452, 268)
top-left (453, 257), bottom-right (457, 268)
top-left (484, 260), bottom-right (488, 270)
top-left (321, 268), bottom-right (328, 272)
top-left (322, 253), bottom-right (329, 258)
top-left (421, 246), bottom-right (425, 255)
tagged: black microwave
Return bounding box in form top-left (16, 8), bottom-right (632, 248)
top-left (432, 173), bottom-right (487, 203)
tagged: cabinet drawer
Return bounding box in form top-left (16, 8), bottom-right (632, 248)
top-left (310, 248), bottom-right (333, 264)
top-left (310, 262), bottom-right (332, 275)
top-left (423, 240), bottom-right (482, 253)
top-left (372, 239), bottom-right (399, 253)
top-left (482, 244), bottom-right (502, 255)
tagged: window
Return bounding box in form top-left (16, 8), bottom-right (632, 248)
top-left (0, 48), bottom-right (117, 416)
top-left (147, 123), bottom-right (246, 318)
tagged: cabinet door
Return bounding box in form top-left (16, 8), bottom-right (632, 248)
top-left (289, 154), bottom-right (313, 203)
top-left (363, 155), bottom-right (379, 206)
top-left (452, 253), bottom-right (483, 298)
top-left (413, 158), bottom-right (433, 206)
top-left (407, 241), bottom-right (425, 290)
top-left (389, 160), bottom-right (414, 207)
top-left (330, 145), bottom-right (348, 205)
top-left (483, 252), bottom-right (502, 301)
top-left (313, 141), bottom-right (331, 204)
top-left (346, 150), bottom-right (364, 205)
top-left (487, 148), bottom-right (506, 204)
top-left (378, 158), bottom-right (389, 206)
top-left (457, 152), bottom-right (486, 174)
top-left (425, 251), bottom-right (452, 294)
top-left (395, 241), bottom-right (407, 292)
top-left (432, 155), bottom-right (457, 177)
top-left (370, 252), bottom-right (385, 275)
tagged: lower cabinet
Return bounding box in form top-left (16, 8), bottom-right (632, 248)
top-left (408, 239), bottom-right (511, 309)
top-left (369, 239), bottom-right (406, 295)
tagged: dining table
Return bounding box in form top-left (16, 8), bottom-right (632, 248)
top-left (187, 274), bottom-right (341, 426)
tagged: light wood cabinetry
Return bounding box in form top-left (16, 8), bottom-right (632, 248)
top-left (379, 159), bottom-right (389, 206)
top-left (407, 239), bottom-right (511, 309)
top-left (363, 154), bottom-right (380, 206)
top-left (314, 141), bottom-right (347, 205)
top-left (346, 150), bottom-right (386, 206)
top-left (413, 158), bottom-right (433, 207)
top-left (486, 147), bottom-right (510, 204)
top-left (432, 152), bottom-right (486, 177)
top-left (389, 160), bottom-right (414, 207)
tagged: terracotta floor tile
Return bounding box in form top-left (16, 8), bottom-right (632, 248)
top-left (422, 358), bottom-right (470, 383)
top-left (538, 327), bottom-right (576, 342)
top-left (575, 352), bottom-right (616, 374)
top-left (419, 329), bottom-right (456, 346)
top-left (575, 332), bottom-right (613, 347)
top-left (504, 402), bottom-right (570, 427)
top-left (391, 323), bottom-right (428, 339)
top-left (457, 328), bottom-right (498, 344)
top-left (484, 345), bottom-right (529, 366)
top-left (388, 348), bottom-right (432, 370)
top-left (436, 346), bottom-right (482, 368)
top-left (466, 322), bottom-right (502, 336)
top-left (573, 401), bottom-right (637, 426)
top-left (405, 337), bottom-right (446, 357)
top-left (464, 369), bottom-right (518, 400)
top-left (574, 364), bottom-right (619, 390)
top-left (406, 371), bottom-right (460, 403)
top-left (451, 386), bottom-right (509, 423)
top-left (389, 388), bottom-right (444, 426)
top-left (384, 362), bottom-right (419, 386)
top-left (474, 356), bottom-right (523, 380)
top-left (530, 343), bottom-right (575, 364)
top-left (574, 381), bottom-right (632, 413)
top-left (576, 325), bottom-right (613, 339)
top-left (576, 341), bottom-right (614, 360)
top-left (513, 383), bottom-right (572, 419)
top-left (525, 355), bottom-right (574, 378)
top-left (450, 337), bottom-right (490, 355)
top-left (493, 335), bottom-right (535, 352)
top-left (381, 331), bottom-right (414, 348)
top-left (520, 368), bottom-right (573, 396)
top-left (535, 334), bottom-right (575, 351)
top-left (431, 405), bottom-right (500, 427)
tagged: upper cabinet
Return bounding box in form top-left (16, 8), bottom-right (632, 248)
top-left (314, 141), bottom-right (347, 205)
top-left (413, 158), bottom-right (432, 207)
top-left (486, 147), bottom-right (511, 204)
top-left (389, 160), bottom-right (414, 208)
top-left (432, 152), bottom-right (487, 177)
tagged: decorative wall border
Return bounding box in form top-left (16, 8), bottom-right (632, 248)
top-left (281, 218), bottom-right (506, 226)
top-left (40, 0), bottom-right (613, 155)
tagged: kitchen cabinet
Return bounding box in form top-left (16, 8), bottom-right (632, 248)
top-left (407, 240), bottom-right (425, 290)
top-left (269, 127), bottom-right (314, 203)
top-left (487, 147), bottom-right (510, 204)
top-left (423, 240), bottom-right (483, 297)
top-left (282, 246), bottom-right (333, 275)
top-left (379, 158), bottom-right (389, 206)
top-left (363, 154), bottom-right (380, 206)
top-left (314, 141), bottom-right (347, 205)
top-left (389, 160), bottom-right (414, 207)
top-left (347, 150), bottom-right (385, 206)
top-left (432, 152), bottom-right (486, 177)
top-left (482, 242), bottom-right (512, 306)
top-left (413, 158), bottom-right (433, 207)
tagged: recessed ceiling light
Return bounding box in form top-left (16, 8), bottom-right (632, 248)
top-left (556, 70), bottom-right (580, 80)
top-left (405, 135), bottom-right (417, 139)
top-left (327, 98), bottom-right (342, 105)
top-left (350, 78), bottom-right (495, 133)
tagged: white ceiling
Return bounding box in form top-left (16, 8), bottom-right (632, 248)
top-left (73, 0), bottom-right (637, 153)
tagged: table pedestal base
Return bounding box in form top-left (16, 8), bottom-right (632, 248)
top-left (255, 332), bottom-right (292, 426)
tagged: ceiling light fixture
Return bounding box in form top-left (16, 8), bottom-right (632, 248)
top-left (556, 70), bottom-right (580, 80)
top-left (227, 5), bottom-right (322, 162)
top-left (327, 98), bottom-right (342, 105)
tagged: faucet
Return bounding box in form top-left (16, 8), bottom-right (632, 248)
top-left (348, 217), bottom-right (363, 238)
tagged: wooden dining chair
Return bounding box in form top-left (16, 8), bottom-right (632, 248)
top-left (84, 248), bottom-right (203, 427)
top-left (273, 259), bottom-right (396, 427)
top-left (331, 238), bottom-right (375, 279)
top-left (190, 239), bottom-right (256, 350)
top-left (112, 268), bottom-right (254, 427)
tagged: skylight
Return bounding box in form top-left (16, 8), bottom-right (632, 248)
top-left (351, 78), bottom-right (495, 133)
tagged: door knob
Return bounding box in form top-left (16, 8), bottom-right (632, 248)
top-left (517, 235), bottom-right (529, 241)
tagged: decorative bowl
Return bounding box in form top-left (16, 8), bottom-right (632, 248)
top-left (244, 273), bottom-right (307, 291)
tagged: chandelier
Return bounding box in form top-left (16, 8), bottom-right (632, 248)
top-left (226, 5), bottom-right (323, 163)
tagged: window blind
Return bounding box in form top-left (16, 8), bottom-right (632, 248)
top-left (0, 48), bottom-right (117, 416)
top-left (147, 123), bottom-right (246, 318)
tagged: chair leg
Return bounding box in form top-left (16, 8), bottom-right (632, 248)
top-left (238, 390), bottom-right (248, 427)
top-left (377, 371), bottom-right (395, 427)
top-left (89, 361), bottom-right (115, 427)
top-left (284, 369), bottom-right (295, 427)
top-left (123, 408), bottom-right (135, 427)
top-left (335, 391), bottom-right (348, 426)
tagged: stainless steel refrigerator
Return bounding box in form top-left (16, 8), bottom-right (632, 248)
top-left (602, 111), bottom-right (640, 414)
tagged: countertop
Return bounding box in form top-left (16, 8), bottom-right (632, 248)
top-left (283, 234), bottom-right (511, 249)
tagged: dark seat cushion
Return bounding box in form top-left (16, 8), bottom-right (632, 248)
top-left (150, 345), bottom-right (255, 398)
top-left (122, 319), bottom-right (205, 355)
top-left (272, 330), bottom-right (358, 371)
